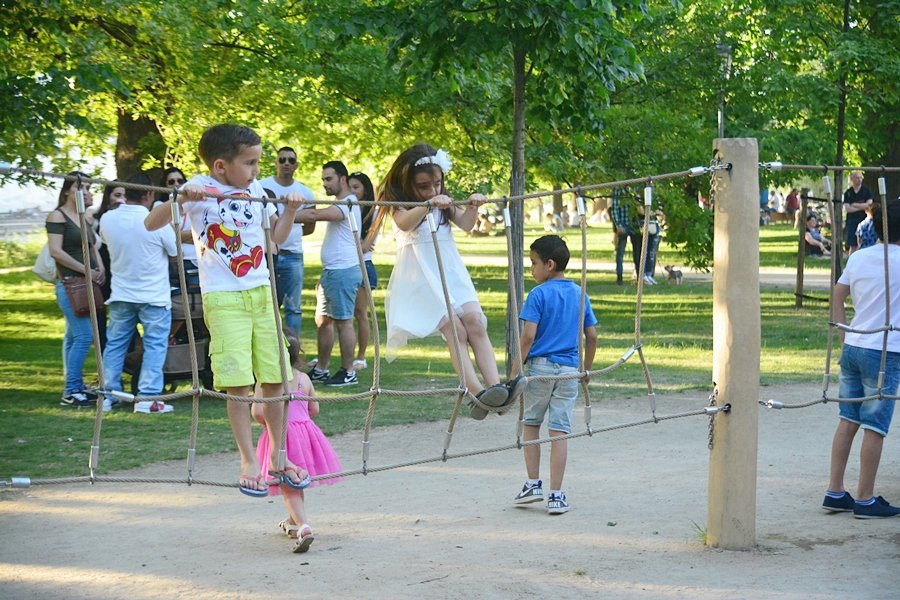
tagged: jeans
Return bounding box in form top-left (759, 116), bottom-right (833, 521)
top-left (644, 231), bottom-right (660, 276)
top-left (56, 281), bottom-right (95, 394)
top-left (275, 252), bottom-right (304, 336)
top-left (614, 228), bottom-right (642, 278)
top-left (103, 302), bottom-right (171, 396)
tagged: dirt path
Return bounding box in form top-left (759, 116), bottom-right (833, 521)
top-left (2, 383), bottom-right (898, 599)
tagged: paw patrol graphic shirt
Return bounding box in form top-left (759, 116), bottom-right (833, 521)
top-left (182, 174), bottom-right (277, 293)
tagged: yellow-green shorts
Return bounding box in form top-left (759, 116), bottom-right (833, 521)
top-left (203, 286), bottom-right (291, 389)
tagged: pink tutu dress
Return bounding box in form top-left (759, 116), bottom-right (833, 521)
top-left (256, 399), bottom-right (343, 494)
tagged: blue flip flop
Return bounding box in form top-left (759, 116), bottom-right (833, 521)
top-left (238, 474), bottom-right (269, 498)
top-left (269, 468), bottom-right (312, 490)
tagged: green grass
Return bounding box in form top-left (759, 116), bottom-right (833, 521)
top-left (0, 222), bottom-right (837, 480)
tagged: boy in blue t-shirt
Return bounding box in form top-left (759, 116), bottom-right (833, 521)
top-left (512, 235), bottom-right (597, 514)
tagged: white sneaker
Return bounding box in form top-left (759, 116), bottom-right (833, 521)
top-left (102, 398), bottom-right (112, 412)
top-left (547, 492), bottom-right (570, 515)
top-left (352, 358), bottom-right (367, 370)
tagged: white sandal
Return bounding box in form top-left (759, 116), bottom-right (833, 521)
top-left (278, 518), bottom-right (299, 538)
top-left (292, 523), bottom-right (314, 553)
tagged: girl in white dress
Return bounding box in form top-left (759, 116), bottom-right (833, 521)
top-left (368, 143), bottom-right (524, 415)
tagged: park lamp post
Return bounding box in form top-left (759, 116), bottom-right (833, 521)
top-left (717, 43), bottom-right (732, 139)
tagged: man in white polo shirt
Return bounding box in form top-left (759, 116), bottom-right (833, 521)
top-left (259, 146), bottom-right (315, 337)
top-left (99, 172), bottom-right (177, 408)
top-left (297, 160), bottom-right (362, 387)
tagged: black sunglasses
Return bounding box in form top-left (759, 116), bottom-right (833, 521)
top-left (278, 156), bottom-right (297, 165)
top-left (166, 177), bottom-right (185, 185)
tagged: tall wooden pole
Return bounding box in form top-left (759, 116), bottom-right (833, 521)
top-left (707, 138), bottom-right (760, 549)
top-left (506, 44), bottom-right (526, 374)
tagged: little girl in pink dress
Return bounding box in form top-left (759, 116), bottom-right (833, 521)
top-left (253, 332), bottom-right (342, 553)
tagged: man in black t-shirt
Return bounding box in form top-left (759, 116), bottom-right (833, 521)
top-left (843, 170), bottom-right (874, 253)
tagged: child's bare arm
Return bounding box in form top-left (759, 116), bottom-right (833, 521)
top-left (145, 199), bottom-right (175, 231)
top-left (145, 184), bottom-right (203, 231)
top-left (449, 193), bottom-right (486, 232)
top-left (582, 325), bottom-right (598, 383)
top-left (296, 371), bottom-right (320, 418)
top-left (270, 193), bottom-right (302, 244)
top-left (511, 320), bottom-right (537, 379)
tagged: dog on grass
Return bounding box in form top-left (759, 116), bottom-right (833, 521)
top-left (664, 265), bottom-right (683, 285)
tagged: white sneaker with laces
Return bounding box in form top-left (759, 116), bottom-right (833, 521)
top-left (547, 492), bottom-right (570, 515)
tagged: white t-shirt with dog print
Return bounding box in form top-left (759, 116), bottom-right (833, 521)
top-left (182, 174), bottom-right (276, 293)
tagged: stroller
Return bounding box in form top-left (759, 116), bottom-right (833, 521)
top-left (123, 260), bottom-right (214, 394)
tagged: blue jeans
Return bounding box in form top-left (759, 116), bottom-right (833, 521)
top-left (614, 228), bottom-right (641, 278)
top-left (838, 345), bottom-right (900, 436)
top-left (103, 302), bottom-right (171, 396)
top-left (275, 252), bottom-right (304, 335)
top-left (56, 281), bottom-right (96, 394)
top-left (644, 231), bottom-right (660, 276)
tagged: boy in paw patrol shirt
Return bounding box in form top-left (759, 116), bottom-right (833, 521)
top-left (145, 124), bottom-right (311, 498)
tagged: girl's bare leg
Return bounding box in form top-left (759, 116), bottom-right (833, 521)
top-left (460, 304), bottom-right (501, 386)
top-left (438, 316), bottom-right (482, 393)
top-left (283, 488), bottom-right (308, 530)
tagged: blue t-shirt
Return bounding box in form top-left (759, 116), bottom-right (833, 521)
top-left (520, 278), bottom-right (598, 368)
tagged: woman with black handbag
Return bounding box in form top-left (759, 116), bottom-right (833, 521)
top-left (46, 172), bottom-right (106, 407)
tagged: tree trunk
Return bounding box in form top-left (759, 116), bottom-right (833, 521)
top-left (831, 0), bottom-right (850, 281)
top-left (115, 108), bottom-right (163, 180)
top-left (552, 183), bottom-right (564, 216)
top-left (861, 121), bottom-right (899, 198)
top-left (506, 44), bottom-right (527, 375)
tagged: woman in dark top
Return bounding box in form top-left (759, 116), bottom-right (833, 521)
top-left (46, 172), bottom-right (105, 406)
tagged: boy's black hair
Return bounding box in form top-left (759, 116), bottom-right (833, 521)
top-left (322, 160), bottom-right (348, 178)
top-left (873, 199), bottom-right (900, 244)
top-left (198, 124), bottom-right (261, 167)
top-left (277, 146), bottom-right (296, 155)
top-left (124, 172), bottom-right (152, 202)
top-left (530, 234), bottom-right (570, 271)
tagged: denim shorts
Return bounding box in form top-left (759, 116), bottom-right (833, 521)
top-left (522, 357), bottom-right (579, 434)
top-left (316, 266), bottom-right (363, 320)
top-left (203, 286), bottom-right (290, 388)
top-left (838, 345), bottom-right (900, 437)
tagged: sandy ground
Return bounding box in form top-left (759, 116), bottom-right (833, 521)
top-left (1, 383), bottom-right (898, 599)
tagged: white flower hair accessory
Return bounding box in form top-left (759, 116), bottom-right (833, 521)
top-left (413, 148), bottom-right (453, 174)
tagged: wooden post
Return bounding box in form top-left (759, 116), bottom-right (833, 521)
top-left (707, 138), bottom-right (760, 549)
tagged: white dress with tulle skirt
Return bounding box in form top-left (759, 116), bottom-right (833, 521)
top-left (384, 209), bottom-right (485, 361)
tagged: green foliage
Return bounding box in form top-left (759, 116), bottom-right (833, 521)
top-left (1, 0), bottom-right (897, 265)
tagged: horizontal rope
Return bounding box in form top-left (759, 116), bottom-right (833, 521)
top-left (760, 163), bottom-right (900, 173)
top-left (3, 405), bottom-right (716, 489)
top-left (761, 393), bottom-right (898, 409)
top-left (0, 163), bottom-right (724, 209)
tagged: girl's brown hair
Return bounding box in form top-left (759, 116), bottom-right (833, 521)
top-left (366, 143), bottom-right (451, 246)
